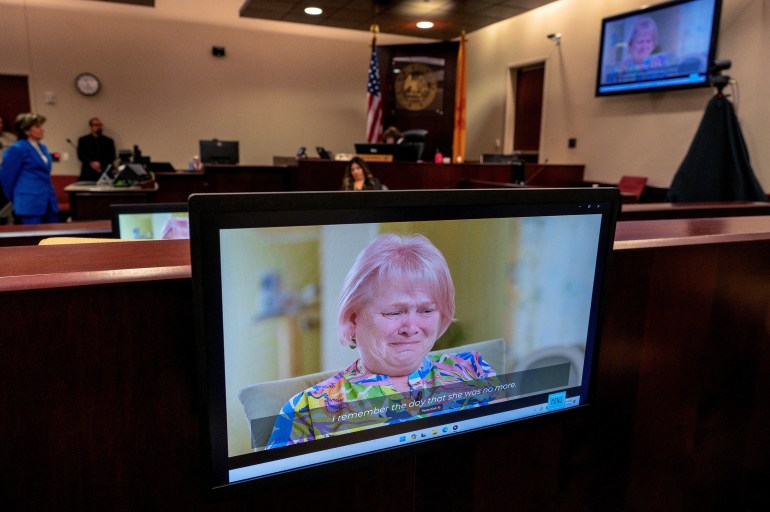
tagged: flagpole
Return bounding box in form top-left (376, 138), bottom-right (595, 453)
top-left (453, 30), bottom-right (467, 164)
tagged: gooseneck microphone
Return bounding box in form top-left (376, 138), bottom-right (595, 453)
top-left (66, 138), bottom-right (78, 150)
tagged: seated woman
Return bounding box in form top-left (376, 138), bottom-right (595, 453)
top-left (613, 16), bottom-right (668, 80)
top-left (340, 156), bottom-right (383, 191)
top-left (267, 233), bottom-right (498, 449)
top-left (382, 126), bottom-right (403, 145)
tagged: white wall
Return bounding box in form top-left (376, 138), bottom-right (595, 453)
top-left (2, 0), bottom-right (768, 190)
top-left (467, 0), bottom-right (769, 189)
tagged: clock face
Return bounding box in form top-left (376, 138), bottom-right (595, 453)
top-left (75, 73), bottom-right (101, 96)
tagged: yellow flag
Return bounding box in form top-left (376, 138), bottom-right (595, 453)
top-left (452, 33), bottom-right (467, 163)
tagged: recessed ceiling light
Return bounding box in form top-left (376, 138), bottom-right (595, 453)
top-left (416, 21), bottom-right (434, 29)
top-left (304, 7), bottom-right (323, 16)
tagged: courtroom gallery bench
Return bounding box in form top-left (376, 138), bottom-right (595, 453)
top-left (0, 219), bottom-right (111, 247)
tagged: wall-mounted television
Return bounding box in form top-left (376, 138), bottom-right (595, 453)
top-left (189, 188), bottom-right (619, 495)
top-left (200, 139), bottom-right (240, 165)
top-left (596, 0), bottom-right (722, 96)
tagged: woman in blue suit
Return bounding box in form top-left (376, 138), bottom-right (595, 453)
top-left (0, 113), bottom-right (59, 224)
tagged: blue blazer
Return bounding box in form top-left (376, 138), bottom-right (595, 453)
top-left (0, 139), bottom-right (58, 216)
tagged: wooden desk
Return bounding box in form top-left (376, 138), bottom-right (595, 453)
top-left (1, 216), bottom-right (768, 509)
top-left (154, 171), bottom-right (206, 203)
top-left (154, 166), bottom-right (291, 200)
top-left (137, 162), bottom-right (586, 203)
top-left (293, 160), bottom-right (572, 190)
top-left (0, 220), bottom-right (111, 247)
top-left (65, 182), bottom-right (159, 220)
top-left (204, 164), bottom-right (290, 192)
top-left (619, 200), bottom-right (770, 221)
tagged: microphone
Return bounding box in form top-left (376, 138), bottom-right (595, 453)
top-left (66, 138), bottom-right (77, 150)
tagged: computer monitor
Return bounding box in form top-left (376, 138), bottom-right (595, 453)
top-left (110, 202), bottom-right (189, 240)
top-left (354, 143), bottom-right (397, 156)
top-left (596, 0), bottom-right (722, 96)
top-left (189, 188), bottom-right (619, 496)
top-left (200, 139), bottom-right (240, 165)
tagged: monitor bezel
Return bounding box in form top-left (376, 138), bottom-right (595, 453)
top-left (199, 139), bottom-right (240, 165)
top-left (189, 188), bottom-right (620, 497)
top-left (110, 202), bottom-right (188, 239)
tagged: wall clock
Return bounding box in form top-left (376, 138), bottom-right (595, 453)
top-left (75, 72), bottom-right (101, 96)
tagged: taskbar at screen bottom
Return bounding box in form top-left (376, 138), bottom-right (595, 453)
top-left (229, 392), bottom-right (579, 484)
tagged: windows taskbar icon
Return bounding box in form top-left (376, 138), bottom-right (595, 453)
top-left (399, 424), bottom-right (460, 443)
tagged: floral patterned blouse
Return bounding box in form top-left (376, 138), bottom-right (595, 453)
top-left (266, 351), bottom-right (497, 450)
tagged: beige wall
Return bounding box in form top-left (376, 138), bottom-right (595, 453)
top-left (468, 0), bottom-right (769, 188)
top-left (0, 0), bottom-right (419, 174)
top-left (1, 0), bottom-right (767, 190)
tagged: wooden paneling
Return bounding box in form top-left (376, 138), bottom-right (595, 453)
top-left (68, 162), bottom-right (586, 220)
top-left (0, 220), bottom-right (111, 247)
top-left (1, 216), bottom-right (769, 510)
top-left (619, 201), bottom-right (770, 221)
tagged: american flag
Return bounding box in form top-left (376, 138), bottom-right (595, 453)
top-left (366, 43), bottom-right (382, 143)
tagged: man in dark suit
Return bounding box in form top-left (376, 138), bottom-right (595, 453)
top-left (77, 117), bottom-right (116, 182)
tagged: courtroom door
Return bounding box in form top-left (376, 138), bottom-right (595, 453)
top-left (511, 64), bottom-right (544, 163)
top-left (0, 75), bottom-right (31, 133)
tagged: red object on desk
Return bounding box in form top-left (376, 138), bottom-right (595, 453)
top-left (618, 175), bottom-right (648, 202)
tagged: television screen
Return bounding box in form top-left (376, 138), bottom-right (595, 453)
top-left (596, 0), bottom-right (722, 96)
top-left (200, 139), bottom-right (240, 165)
top-left (189, 188), bottom-right (619, 494)
top-left (110, 202), bottom-right (189, 240)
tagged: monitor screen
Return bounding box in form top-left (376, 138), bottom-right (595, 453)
top-left (200, 139), bottom-right (240, 165)
top-left (189, 188), bottom-right (619, 495)
top-left (596, 0), bottom-right (722, 96)
top-left (354, 143), bottom-right (397, 156)
top-left (110, 202), bottom-right (189, 240)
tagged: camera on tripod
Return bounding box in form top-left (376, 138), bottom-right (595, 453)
top-left (710, 59), bottom-right (731, 93)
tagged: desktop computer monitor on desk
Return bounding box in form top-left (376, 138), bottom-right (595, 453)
top-left (200, 139), bottom-right (240, 165)
top-left (190, 187), bottom-right (620, 496)
top-left (354, 143), bottom-right (422, 162)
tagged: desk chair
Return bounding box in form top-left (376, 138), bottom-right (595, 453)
top-left (400, 129), bottom-right (429, 161)
top-left (618, 175), bottom-right (648, 203)
top-left (238, 338), bottom-right (506, 450)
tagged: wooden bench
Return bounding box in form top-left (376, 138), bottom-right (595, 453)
top-left (0, 219), bottom-right (112, 246)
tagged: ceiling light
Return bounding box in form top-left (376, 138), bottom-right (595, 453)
top-left (416, 21), bottom-right (434, 29)
top-left (304, 7), bottom-right (323, 16)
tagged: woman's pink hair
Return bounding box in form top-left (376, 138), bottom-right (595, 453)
top-left (338, 233), bottom-right (455, 346)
